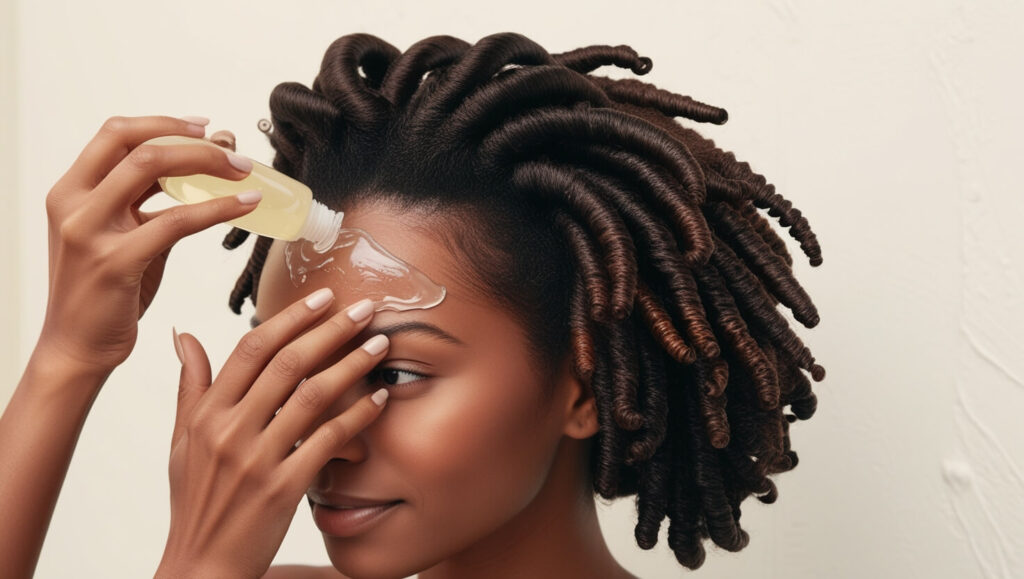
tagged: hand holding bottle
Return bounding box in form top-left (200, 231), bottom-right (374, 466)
top-left (0, 114), bottom-right (269, 579)
top-left (38, 115), bottom-right (262, 374)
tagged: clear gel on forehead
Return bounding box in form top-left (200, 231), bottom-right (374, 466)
top-left (285, 228), bottom-right (447, 312)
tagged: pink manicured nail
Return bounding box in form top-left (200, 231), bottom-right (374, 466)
top-left (172, 326), bottom-right (184, 364)
top-left (346, 299), bottom-right (374, 322)
top-left (236, 189), bottom-right (262, 205)
top-left (179, 115), bottom-right (210, 126)
top-left (361, 334), bottom-right (389, 356)
top-left (304, 287), bottom-right (334, 310)
top-left (371, 388), bottom-right (389, 406)
top-left (226, 151), bottom-right (253, 172)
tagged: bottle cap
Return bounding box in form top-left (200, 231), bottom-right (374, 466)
top-left (299, 200), bottom-right (344, 252)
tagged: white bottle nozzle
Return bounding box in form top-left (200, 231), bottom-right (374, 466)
top-left (299, 200), bottom-right (345, 252)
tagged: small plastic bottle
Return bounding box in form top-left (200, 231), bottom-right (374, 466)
top-left (144, 135), bottom-right (343, 251)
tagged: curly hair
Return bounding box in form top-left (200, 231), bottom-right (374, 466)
top-left (220, 32), bottom-right (824, 571)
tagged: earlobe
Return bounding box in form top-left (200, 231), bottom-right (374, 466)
top-left (559, 359), bottom-right (599, 439)
top-left (564, 395), bottom-right (599, 439)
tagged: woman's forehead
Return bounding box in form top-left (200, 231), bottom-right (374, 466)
top-left (251, 207), bottom-right (532, 357)
top-left (255, 205), bottom-right (468, 319)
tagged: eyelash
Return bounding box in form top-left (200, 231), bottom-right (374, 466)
top-left (367, 366), bottom-right (429, 390)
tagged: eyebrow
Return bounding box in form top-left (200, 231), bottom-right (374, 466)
top-left (249, 316), bottom-right (466, 347)
top-left (369, 321), bottom-right (466, 346)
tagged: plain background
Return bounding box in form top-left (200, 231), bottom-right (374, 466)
top-left (3, 1), bottom-right (1022, 577)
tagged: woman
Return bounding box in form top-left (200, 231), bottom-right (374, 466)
top-left (0, 32), bottom-right (824, 578)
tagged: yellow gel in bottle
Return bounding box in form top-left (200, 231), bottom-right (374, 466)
top-left (144, 135), bottom-right (343, 251)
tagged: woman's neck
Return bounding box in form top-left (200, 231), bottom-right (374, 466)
top-left (416, 437), bottom-right (636, 579)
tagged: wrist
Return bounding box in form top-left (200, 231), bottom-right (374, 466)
top-left (155, 558), bottom-right (241, 579)
top-left (22, 341), bottom-right (115, 396)
top-left (35, 319), bottom-right (135, 373)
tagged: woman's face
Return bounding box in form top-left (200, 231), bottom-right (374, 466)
top-left (254, 203), bottom-right (582, 576)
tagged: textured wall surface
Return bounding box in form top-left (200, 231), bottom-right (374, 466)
top-left (931, 2), bottom-right (1024, 575)
top-left (0, 0), bottom-right (20, 410)
top-left (5, 1), bottom-right (1021, 577)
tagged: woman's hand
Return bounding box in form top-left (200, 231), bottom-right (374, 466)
top-left (0, 115), bottom-right (265, 579)
top-left (156, 290), bottom-right (391, 579)
top-left (39, 115), bottom-right (261, 374)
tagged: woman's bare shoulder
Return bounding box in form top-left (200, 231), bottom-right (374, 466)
top-left (262, 564), bottom-right (351, 579)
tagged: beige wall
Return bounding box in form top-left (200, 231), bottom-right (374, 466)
top-left (7, 1), bottom-right (1024, 578)
top-left (1, 0), bottom-right (20, 411)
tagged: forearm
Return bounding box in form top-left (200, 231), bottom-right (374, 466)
top-left (0, 346), bottom-right (111, 579)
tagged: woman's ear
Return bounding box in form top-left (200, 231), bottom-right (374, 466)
top-left (557, 356), bottom-right (599, 439)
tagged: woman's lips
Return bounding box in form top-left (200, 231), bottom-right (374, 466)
top-left (307, 490), bottom-right (402, 509)
top-left (311, 500), bottom-right (403, 537)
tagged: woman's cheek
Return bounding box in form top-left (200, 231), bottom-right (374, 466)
top-left (387, 376), bottom-right (553, 494)
top-left (381, 380), bottom-right (550, 544)
top-left (387, 382), bottom-right (507, 471)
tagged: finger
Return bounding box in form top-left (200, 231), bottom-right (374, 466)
top-left (239, 299), bottom-right (378, 428)
top-left (260, 330), bottom-right (389, 458)
top-left (171, 331), bottom-right (213, 447)
top-left (209, 288), bottom-right (338, 407)
top-left (283, 388), bottom-right (389, 490)
top-left (86, 139), bottom-right (253, 220)
top-left (130, 181), bottom-right (165, 219)
top-left (208, 130), bottom-right (237, 151)
top-left (63, 115), bottom-right (209, 191)
top-left (122, 191), bottom-right (262, 260)
top-left (131, 135), bottom-right (229, 213)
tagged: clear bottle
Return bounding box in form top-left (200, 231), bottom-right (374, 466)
top-left (144, 135), bottom-right (343, 251)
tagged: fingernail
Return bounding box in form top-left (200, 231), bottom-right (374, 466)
top-left (172, 326), bottom-right (184, 365)
top-left (236, 189), bottom-right (262, 205)
top-left (304, 287), bottom-right (334, 310)
top-left (226, 151), bottom-right (253, 172)
top-left (361, 334), bottom-right (389, 356)
top-left (371, 388), bottom-right (389, 406)
top-left (179, 115), bottom-right (210, 126)
top-left (346, 298), bottom-right (374, 322)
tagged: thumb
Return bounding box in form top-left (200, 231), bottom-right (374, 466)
top-left (171, 327), bottom-right (212, 446)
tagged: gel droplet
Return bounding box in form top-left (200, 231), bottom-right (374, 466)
top-left (284, 228), bottom-right (446, 312)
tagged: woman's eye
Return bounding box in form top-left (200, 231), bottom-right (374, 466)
top-left (371, 367), bottom-right (427, 388)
